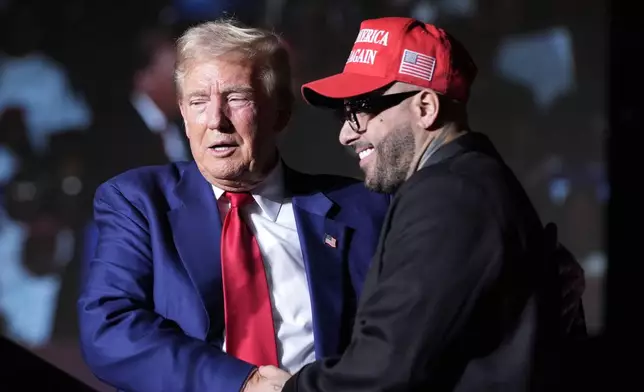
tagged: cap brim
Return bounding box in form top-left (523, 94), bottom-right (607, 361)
top-left (301, 72), bottom-right (394, 108)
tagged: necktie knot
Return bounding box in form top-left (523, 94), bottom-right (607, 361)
top-left (225, 192), bottom-right (254, 208)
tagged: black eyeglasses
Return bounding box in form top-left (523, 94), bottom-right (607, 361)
top-left (334, 90), bottom-right (419, 131)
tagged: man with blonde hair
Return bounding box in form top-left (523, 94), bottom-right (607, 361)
top-left (78, 19), bottom-right (389, 392)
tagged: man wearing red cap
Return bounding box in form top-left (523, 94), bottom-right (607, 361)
top-left (263, 17), bottom-right (577, 391)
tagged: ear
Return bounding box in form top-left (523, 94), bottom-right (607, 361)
top-left (411, 89), bottom-right (440, 130)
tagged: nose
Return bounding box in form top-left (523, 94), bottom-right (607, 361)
top-left (206, 97), bottom-right (231, 132)
top-left (339, 121), bottom-right (360, 146)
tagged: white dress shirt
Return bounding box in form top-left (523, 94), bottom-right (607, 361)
top-left (212, 163), bottom-right (316, 373)
top-left (130, 92), bottom-right (189, 162)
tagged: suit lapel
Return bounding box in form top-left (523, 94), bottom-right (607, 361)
top-left (167, 163), bottom-right (224, 338)
top-left (287, 169), bottom-right (349, 358)
top-left (166, 164), bottom-right (351, 353)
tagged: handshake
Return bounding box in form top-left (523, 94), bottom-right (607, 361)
top-left (243, 365), bottom-right (291, 392)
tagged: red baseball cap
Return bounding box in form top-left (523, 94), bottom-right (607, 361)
top-left (301, 17), bottom-right (477, 107)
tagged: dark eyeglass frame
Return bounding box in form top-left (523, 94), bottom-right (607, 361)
top-left (335, 90), bottom-right (420, 131)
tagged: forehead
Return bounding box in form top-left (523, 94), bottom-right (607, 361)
top-left (181, 57), bottom-right (256, 95)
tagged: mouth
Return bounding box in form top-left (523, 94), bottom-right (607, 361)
top-left (208, 141), bottom-right (239, 157)
top-left (356, 146), bottom-right (375, 161)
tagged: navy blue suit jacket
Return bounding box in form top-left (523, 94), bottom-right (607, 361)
top-left (78, 161), bottom-right (389, 392)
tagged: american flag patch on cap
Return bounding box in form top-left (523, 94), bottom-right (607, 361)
top-left (399, 49), bottom-right (436, 81)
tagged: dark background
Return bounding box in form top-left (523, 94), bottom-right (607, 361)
top-left (0, 0), bottom-right (609, 389)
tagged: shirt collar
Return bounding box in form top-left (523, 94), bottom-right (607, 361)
top-left (211, 161), bottom-right (284, 222)
top-left (131, 92), bottom-right (168, 133)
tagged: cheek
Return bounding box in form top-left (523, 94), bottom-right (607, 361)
top-left (186, 106), bottom-right (209, 127)
top-left (194, 110), bottom-right (209, 127)
top-left (183, 110), bottom-right (208, 138)
top-left (370, 117), bottom-right (403, 147)
top-left (230, 106), bottom-right (258, 143)
top-left (364, 125), bottom-right (385, 148)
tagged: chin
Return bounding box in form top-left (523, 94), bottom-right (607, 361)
top-left (211, 166), bottom-right (246, 182)
top-left (364, 171), bottom-right (402, 195)
top-left (364, 180), bottom-right (397, 194)
top-left (363, 174), bottom-right (382, 193)
top-left (197, 159), bottom-right (241, 179)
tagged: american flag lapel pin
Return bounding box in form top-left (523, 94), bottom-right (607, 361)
top-left (324, 234), bottom-right (337, 248)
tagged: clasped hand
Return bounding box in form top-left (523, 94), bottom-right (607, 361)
top-left (243, 365), bottom-right (291, 392)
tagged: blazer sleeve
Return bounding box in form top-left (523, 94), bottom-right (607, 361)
top-left (77, 182), bottom-right (254, 392)
top-left (284, 174), bottom-right (506, 391)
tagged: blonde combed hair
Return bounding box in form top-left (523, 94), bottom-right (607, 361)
top-left (175, 18), bottom-right (294, 109)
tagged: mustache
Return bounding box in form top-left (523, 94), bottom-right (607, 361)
top-left (349, 142), bottom-right (374, 153)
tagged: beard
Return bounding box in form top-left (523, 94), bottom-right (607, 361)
top-left (364, 124), bottom-right (416, 194)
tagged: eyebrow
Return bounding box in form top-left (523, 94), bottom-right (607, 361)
top-left (220, 85), bottom-right (254, 95)
top-left (186, 90), bottom-right (209, 100)
top-left (185, 85), bottom-right (254, 100)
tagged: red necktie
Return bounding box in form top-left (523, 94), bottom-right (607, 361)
top-left (220, 192), bottom-right (279, 367)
